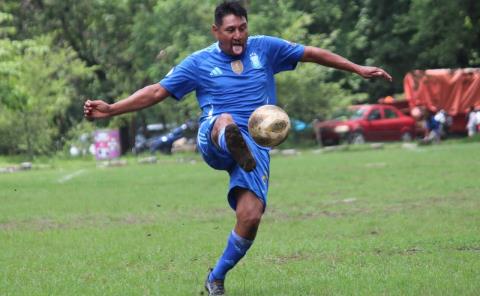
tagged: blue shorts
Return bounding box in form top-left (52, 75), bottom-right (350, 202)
top-left (197, 116), bottom-right (270, 211)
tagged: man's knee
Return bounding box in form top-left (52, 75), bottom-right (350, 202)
top-left (218, 113), bottom-right (234, 122)
top-left (212, 113), bottom-right (234, 144)
top-left (237, 210), bottom-right (262, 229)
top-left (235, 189), bottom-right (263, 229)
top-left (214, 113), bottom-right (234, 129)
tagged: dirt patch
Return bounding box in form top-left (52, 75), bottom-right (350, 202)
top-left (265, 207), bottom-right (363, 221)
top-left (162, 206), bottom-right (231, 222)
top-left (404, 247), bottom-right (423, 254)
top-left (381, 195), bottom-right (472, 214)
top-left (263, 252), bottom-right (311, 264)
top-left (264, 199), bottom-right (369, 222)
top-left (456, 246), bottom-right (480, 252)
top-left (0, 214), bottom-right (157, 231)
top-left (373, 247), bottom-right (425, 256)
top-left (264, 194), bottom-right (475, 222)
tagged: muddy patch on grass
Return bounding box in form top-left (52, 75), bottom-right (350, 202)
top-left (265, 207), bottom-right (352, 221)
top-left (0, 214), bottom-right (157, 231)
top-left (372, 247), bottom-right (425, 256)
top-left (382, 195), bottom-right (473, 214)
top-left (405, 247), bottom-right (423, 254)
top-left (264, 198), bottom-right (368, 222)
top-left (456, 246), bottom-right (480, 252)
top-left (0, 207), bottom-right (234, 231)
top-left (161, 206), bottom-right (231, 222)
top-left (264, 194), bottom-right (476, 222)
top-left (263, 252), bottom-right (311, 264)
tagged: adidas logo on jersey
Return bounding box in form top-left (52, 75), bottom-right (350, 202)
top-left (210, 67), bottom-right (223, 77)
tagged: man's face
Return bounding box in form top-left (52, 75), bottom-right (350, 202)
top-left (212, 14), bottom-right (248, 57)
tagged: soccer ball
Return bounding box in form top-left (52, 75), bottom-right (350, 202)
top-left (248, 105), bottom-right (291, 147)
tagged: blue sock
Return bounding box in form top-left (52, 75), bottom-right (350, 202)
top-left (217, 127), bottom-right (230, 153)
top-left (209, 231), bottom-right (253, 282)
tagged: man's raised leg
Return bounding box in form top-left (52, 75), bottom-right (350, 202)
top-left (211, 113), bottom-right (256, 172)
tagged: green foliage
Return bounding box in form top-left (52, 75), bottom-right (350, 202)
top-left (0, 11), bottom-right (15, 36)
top-left (405, 0), bottom-right (480, 67)
top-left (276, 63), bottom-right (360, 122)
top-left (0, 17), bottom-right (93, 157)
top-left (126, 0), bottom-right (214, 125)
top-left (1, 0), bottom-right (479, 155)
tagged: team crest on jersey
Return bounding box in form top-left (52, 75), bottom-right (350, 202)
top-left (250, 52), bottom-right (262, 69)
top-left (231, 60), bottom-right (244, 74)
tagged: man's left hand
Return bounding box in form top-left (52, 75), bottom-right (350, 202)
top-left (356, 66), bottom-right (392, 82)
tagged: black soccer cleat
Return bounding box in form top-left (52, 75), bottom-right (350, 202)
top-left (204, 269), bottom-right (225, 296)
top-left (224, 124), bottom-right (256, 172)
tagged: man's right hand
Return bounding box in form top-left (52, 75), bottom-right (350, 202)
top-left (83, 100), bottom-right (112, 121)
top-left (83, 84), bottom-right (170, 121)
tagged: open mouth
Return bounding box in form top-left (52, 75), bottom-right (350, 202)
top-left (232, 43), bottom-right (243, 55)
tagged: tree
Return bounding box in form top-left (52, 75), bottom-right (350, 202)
top-left (2, 0), bottom-right (480, 155)
top-left (0, 12), bottom-right (93, 157)
top-left (403, 0), bottom-right (480, 68)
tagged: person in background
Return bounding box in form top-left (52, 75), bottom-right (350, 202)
top-left (434, 109), bottom-right (451, 139)
top-left (423, 109), bottom-right (441, 143)
top-left (466, 106), bottom-right (478, 137)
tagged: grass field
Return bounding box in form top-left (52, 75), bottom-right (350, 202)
top-left (1, 142), bottom-right (479, 295)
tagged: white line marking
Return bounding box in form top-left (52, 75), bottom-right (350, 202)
top-left (57, 169), bottom-right (86, 183)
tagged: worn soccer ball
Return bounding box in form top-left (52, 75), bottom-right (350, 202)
top-left (248, 105), bottom-right (291, 147)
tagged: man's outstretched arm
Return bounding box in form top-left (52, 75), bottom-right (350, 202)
top-left (83, 83), bottom-right (170, 120)
top-left (301, 46), bottom-right (392, 82)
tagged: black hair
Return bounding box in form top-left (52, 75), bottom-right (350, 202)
top-left (214, 1), bottom-right (248, 26)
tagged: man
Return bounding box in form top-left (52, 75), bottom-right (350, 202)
top-left (84, 2), bottom-right (392, 295)
top-left (466, 106), bottom-right (476, 137)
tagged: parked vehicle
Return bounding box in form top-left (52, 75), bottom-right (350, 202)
top-left (133, 120), bottom-right (197, 154)
top-left (314, 104), bottom-right (416, 145)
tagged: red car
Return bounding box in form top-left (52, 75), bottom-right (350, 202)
top-left (315, 104), bottom-right (416, 145)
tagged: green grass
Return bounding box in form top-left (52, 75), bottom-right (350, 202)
top-left (1, 143), bottom-right (479, 295)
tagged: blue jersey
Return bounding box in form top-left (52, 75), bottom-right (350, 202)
top-left (159, 35), bottom-right (305, 128)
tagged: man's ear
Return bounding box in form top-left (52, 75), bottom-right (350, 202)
top-left (211, 24), bottom-right (218, 35)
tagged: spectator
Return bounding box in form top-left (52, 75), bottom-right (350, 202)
top-left (476, 107), bottom-right (480, 133)
top-left (423, 109), bottom-right (441, 143)
top-left (466, 106), bottom-right (477, 137)
top-left (434, 109), bottom-right (451, 138)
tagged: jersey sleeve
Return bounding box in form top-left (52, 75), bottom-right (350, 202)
top-left (159, 55), bottom-right (198, 101)
top-left (264, 36), bottom-right (305, 74)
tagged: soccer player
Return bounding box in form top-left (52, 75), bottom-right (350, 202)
top-left (84, 2), bottom-right (392, 295)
